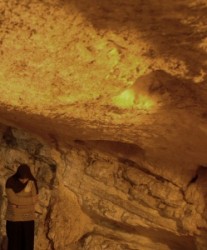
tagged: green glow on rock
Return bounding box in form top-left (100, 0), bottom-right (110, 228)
top-left (113, 89), bottom-right (154, 110)
top-left (113, 89), bottom-right (135, 108)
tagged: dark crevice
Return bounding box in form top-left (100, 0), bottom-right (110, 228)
top-left (49, 164), bottom-right (57, 174)
top-left (2, 127), bottom-right (17, 147)
top-left (44, 199), bottom-right (55, 250)
top-left (119, 157), bottom-right (180, 188)
top-left (187, 165), bottom-right (207, 187)
top-left (49, 164), bottom-right (57, 188)
top-left (78, 232), bottom-right (94, 247)
top-left (187, 174), bottom-right (198, 186)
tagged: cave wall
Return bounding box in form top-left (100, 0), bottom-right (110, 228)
top-left (0, 0), bottom-right (207, 194)
top-left (0, 0), bottom-right (207, 249)
top-left (0, 124), bottom-right (207, 250)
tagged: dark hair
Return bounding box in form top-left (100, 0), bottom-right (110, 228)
top-left (6, 164), bottom-right (38, 193)
top-left (16, 164), bottom-right (34, 179)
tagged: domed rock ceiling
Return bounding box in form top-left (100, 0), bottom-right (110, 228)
top-left (0, 0), bottom-right (207, 249)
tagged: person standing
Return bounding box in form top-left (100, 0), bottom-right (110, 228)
top-left (5, 164), bottom-right (38, 250)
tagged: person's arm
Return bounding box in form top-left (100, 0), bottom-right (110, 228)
top-left (6, 188), bottom-right (35, 206)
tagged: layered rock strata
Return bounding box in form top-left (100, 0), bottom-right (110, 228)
top-left (0, 126), bottom-right (207, 250)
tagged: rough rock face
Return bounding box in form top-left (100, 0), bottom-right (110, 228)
top-left (0, 0), bottom-right (207, 249)
top-left (0, 126), bottom-right (207, 250)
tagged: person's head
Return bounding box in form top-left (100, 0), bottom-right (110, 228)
top-left (16, 164), bottom-right (33, 183)
top-left (6, 163), bottom-right (38, 194)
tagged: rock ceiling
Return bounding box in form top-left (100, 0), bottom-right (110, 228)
top-left (0, 0), bottom-right (207, 248)
top-left (1, 0), bottom-right (207, 184)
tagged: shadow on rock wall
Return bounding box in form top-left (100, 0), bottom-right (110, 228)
top-left (65, 0), bottom-right (207, 77)
top-left (185, 165), bottom-right (207, 249)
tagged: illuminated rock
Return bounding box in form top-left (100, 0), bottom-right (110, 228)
top-left (0, 0), bottom-right (207, 249)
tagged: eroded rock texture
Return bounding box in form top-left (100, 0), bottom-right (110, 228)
top-left (0, 0), bottom-right (207, 249)
top-left (0, 126), bottom-right (207, 250)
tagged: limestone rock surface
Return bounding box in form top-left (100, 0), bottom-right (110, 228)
top-left (0, 0), bottom-right (207, 249)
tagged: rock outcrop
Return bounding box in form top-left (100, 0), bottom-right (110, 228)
top-left (0, 125), bottom-right (207, 250)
